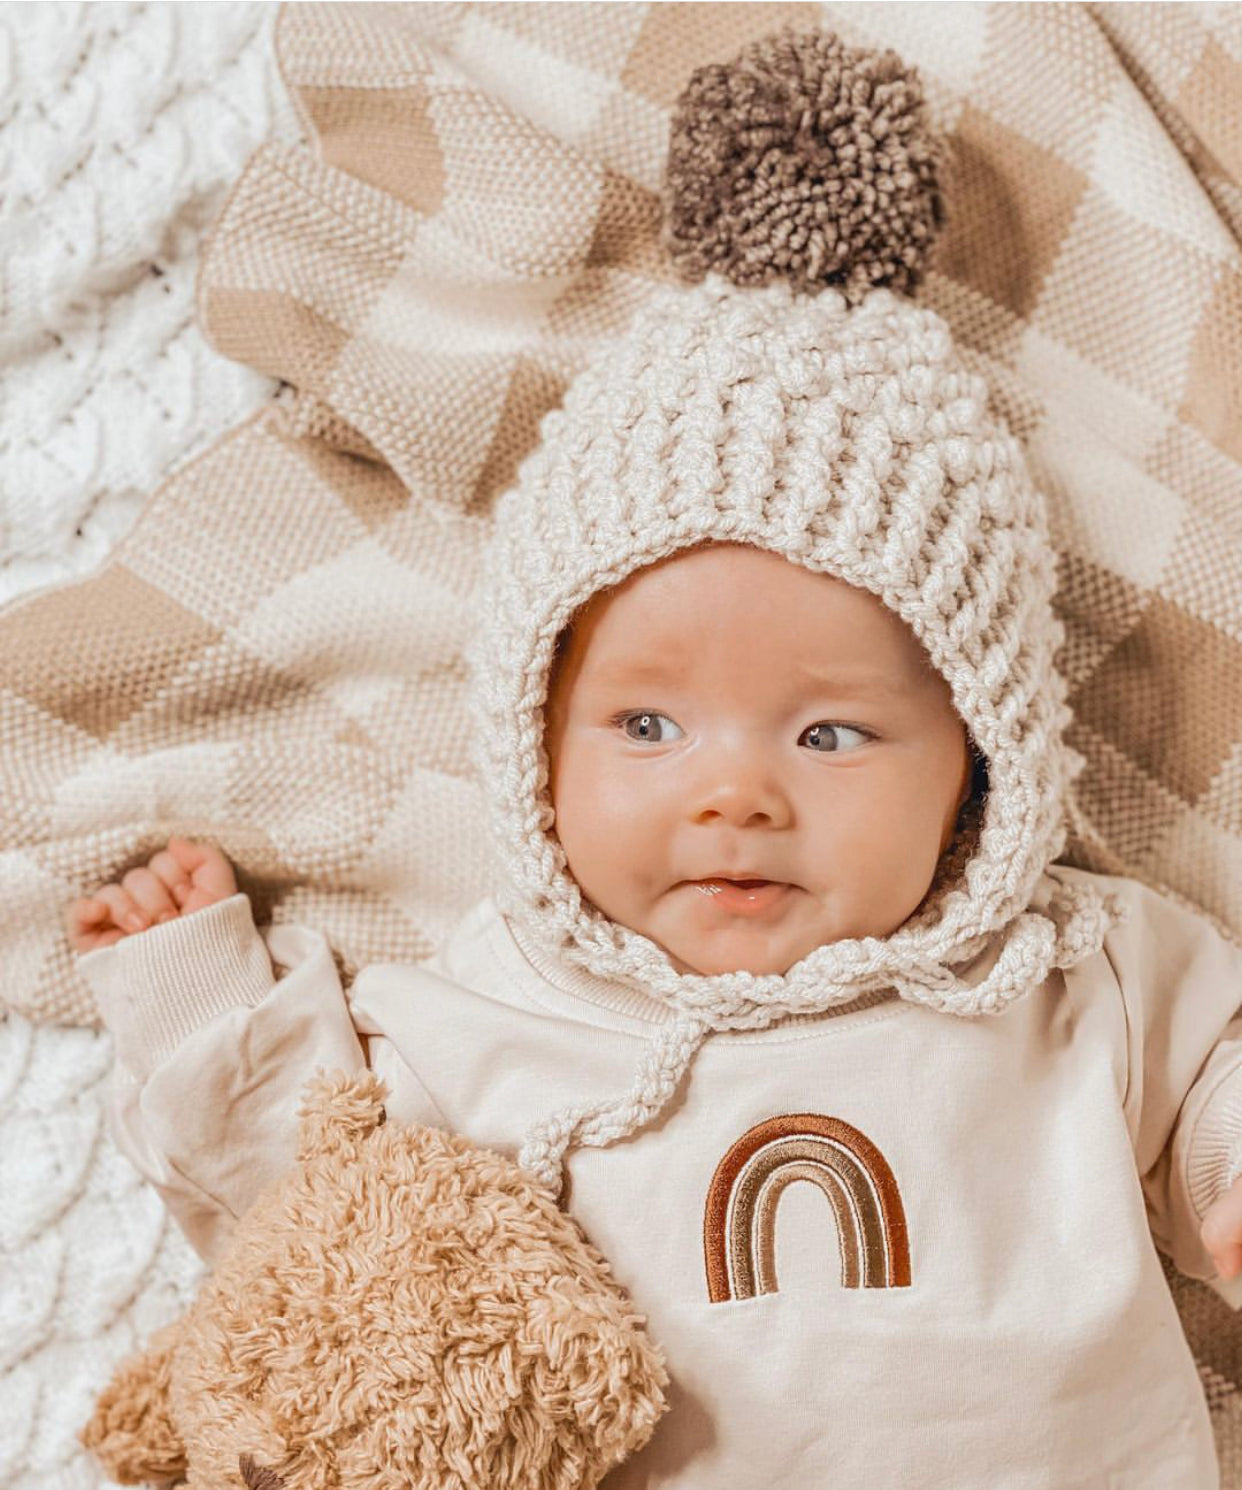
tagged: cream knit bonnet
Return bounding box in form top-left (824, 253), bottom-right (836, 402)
top-left (465, 27), bottom-right (1128, 1194)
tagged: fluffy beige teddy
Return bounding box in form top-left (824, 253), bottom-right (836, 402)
top-left (79, 1068), bottom-right (669, 1489)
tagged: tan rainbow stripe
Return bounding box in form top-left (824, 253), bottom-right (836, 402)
top-left (703, 1113), bottom-right (912, 1303)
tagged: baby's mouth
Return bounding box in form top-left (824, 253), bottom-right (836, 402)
top-left (690, 876), bottom-right (792, 899)
top-left (686, 877), bottom-right (794, 916)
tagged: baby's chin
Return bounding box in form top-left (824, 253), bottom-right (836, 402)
top-left (643, 902), bottom-right (923, 978)
top-left (602, 910), bottom-right (804, 977)
top-left (668, 950), bottom-right (801, 977)
top-left (651, 926), bottom-right (826, 979)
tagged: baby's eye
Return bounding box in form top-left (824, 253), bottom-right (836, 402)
top-left (617, 712), bottom-right (684, 743)
top-left (800, 722), bottom-right (872, 753)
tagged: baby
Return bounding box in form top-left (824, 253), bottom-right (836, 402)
top-left (66, 27), bottom-right (1242, 1489)
top-left (65, 484), bottom-right (1242, 1488)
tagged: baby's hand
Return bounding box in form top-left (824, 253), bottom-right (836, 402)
top-left (1200, 1173), bottom-right (1242, 1281)
top-left (64, 836), bottom-right (239, 954)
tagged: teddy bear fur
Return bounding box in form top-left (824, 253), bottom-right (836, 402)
top-left (80, 1068), bottom-right (669, 1489)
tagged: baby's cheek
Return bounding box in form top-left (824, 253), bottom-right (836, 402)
top-left (565, 749), bottom-right (638, 825)
top-left (550, 758), bottom-right (624, 852)
top-left (559, 763), bottom-right (663, 902)
top-left (812, 789), bottom-right (937, 900)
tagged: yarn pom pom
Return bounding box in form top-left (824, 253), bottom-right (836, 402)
top-left (664, 26), bottom-right (944, 302)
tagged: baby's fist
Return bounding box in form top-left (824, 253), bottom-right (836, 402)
top-left (65, 837), bottom-right (238, 954)
top-left (1200, 1173), bottom-right (1242, 1281)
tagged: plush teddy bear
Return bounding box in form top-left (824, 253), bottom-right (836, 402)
top-left (79, 1068), bottom-right (669, 1490)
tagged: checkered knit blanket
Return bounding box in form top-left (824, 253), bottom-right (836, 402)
top-left (2, 2), bottom-right (1239, 1477)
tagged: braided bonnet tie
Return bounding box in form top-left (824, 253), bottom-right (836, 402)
top-left (517, 877), bottom-right (1128, 1194)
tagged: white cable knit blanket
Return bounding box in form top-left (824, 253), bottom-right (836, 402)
top-left (0, 6), bottom-right (292, 1484)
top-left (0, 0), bottom-right (291, 608)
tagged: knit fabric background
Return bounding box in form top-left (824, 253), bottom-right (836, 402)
top-left (0, 4), bottom-right (295, 1485)
top-left (0, 2), bottom-right (1240, 1484)
top-left (0, 1), bottom-right (299, 607)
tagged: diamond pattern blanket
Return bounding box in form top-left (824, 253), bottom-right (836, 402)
top-left (1, 3), bottom-right (1239, 1480)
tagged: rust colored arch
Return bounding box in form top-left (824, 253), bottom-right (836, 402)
top-left (703, 1112), bottom-right (911, 1303)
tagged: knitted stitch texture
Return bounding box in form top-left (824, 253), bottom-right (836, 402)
top-left (467, 273), bottom-right (1128, 1191)
top-left (663, 27), bottom-right (943, 300)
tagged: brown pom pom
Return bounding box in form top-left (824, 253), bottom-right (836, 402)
top-left (664, 26), bottom-right (944, 302)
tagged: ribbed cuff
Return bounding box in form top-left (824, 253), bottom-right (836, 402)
top-left (1187, 1060), bottom-right (1242, 1220)
top-left (76, 893), bottom-right (275, 1079)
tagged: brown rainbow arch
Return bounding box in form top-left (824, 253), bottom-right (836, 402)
top-left (703, 1113), bottom-right (911, 1303)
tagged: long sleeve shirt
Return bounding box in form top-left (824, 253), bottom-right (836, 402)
top-left (77, 863), bottom-right (1242, 1489)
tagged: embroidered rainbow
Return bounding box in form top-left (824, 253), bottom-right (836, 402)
top-left (703, 1113), bottom-right (912, 1302)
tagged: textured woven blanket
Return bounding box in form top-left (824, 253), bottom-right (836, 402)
top-left (1, 1), bottom-right (1239, 1478)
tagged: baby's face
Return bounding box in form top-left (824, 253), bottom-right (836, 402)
top-left (543, 543), bottom-right (975, 978)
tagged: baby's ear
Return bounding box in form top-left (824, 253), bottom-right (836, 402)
top-left (296, 1068), bottom-right (388, 1162)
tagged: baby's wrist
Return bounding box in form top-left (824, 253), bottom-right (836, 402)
top-left (78, 893), bottom-right (273, 1078)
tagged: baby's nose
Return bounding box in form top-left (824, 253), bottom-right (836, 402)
top-left (688, 749), bottom-right (793, 829)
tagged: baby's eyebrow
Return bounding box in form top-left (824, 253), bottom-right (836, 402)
top-left (591, 657), bottom-right (910, 697)
top-left (592, 657), bottom-right (682, 684)
top-left (792, 664), bottom-right (911, 698)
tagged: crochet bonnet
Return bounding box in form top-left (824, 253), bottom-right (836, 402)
top-left (465, 27), bottom-right (1128, 1194)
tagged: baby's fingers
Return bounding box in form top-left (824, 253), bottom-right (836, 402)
top-left (92, 883), bottom-right (153, 936)
top-left (121, 866), bottom-right (179, 926)
top-left (1216, 1241), bottom-right (1242, 1280)
top-left (64, 898), bottom-right (124, 953)
top-left (1200, 1175), bottom-right (1242, 1277)
top-left (165, 836), bottom-right (237, 901)
top-left (147, 848), bottom-right (192, 907)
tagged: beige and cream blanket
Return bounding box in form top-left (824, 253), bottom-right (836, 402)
top-left (1, 1), bottom-right (1239, 1476)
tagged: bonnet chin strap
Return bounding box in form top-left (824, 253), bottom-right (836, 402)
top-left (516, 874), bottom-right (1127, 1197)
top-left (518, 1015), bottom-right (710, 1194)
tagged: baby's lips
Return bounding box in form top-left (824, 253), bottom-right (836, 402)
top-left (682, 870), bottom-right (786, 882)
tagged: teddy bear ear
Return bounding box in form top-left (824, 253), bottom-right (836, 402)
top-left (296, 1067), bottom-right (389, 1162)
top-left (79, 1320), bottom-right (187, 1484)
